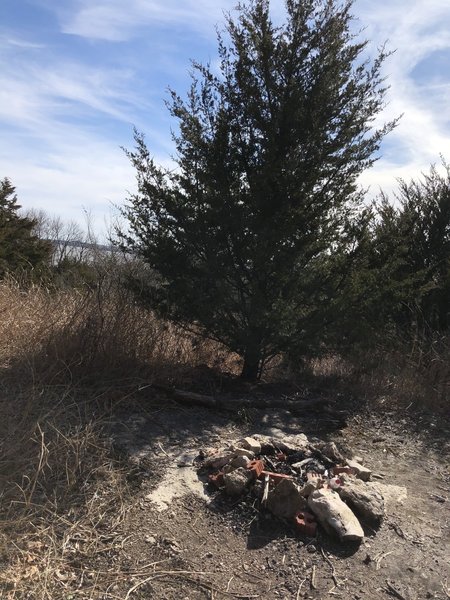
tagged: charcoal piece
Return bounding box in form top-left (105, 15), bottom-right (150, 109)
top-left (305, 459), bottom-right (326, 474)
top-left (260, 443), bottom-right (276, 455)
top-left (287, 451), bottom-right (308, 464)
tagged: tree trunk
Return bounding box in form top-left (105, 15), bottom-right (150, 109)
top-left (240, 350), bottom-right (262, 381)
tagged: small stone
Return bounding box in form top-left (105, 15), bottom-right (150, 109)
top-left (144, 535), bottom-right (157, 544)
top-left (223, 467), bottom-right (251, 496)
top-left (346, 459), bottom-right (371, 481)
top-left (240, 437), bottom-right (262, 454)
top-left (231, 455), bottom-right (251, 469)
top-left (177, 453), bottom-right (197, 467)
top-left (267, 479), bottom-right (307, 519)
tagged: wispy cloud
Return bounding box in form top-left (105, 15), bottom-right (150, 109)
top-left (0, 34), bottom-right (44, 49)
top-left (354, 0), bottom-right (450, 194)
top-left (58, 0), bottom-right (237, 42)
top-left (1, 0), bottom-right (450, 231)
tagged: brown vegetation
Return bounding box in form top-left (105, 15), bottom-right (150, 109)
top-left (0, 277), bottom-right (237, 598)
top-left (0, 276), bottom-right (448, 598)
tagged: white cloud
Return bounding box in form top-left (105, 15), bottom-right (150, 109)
top-left (59, 0), bottom-right (237, 41)
top-left (2, 0), bottom-right (450, 234)
top-left (354, 0), bottom-right (450, 194)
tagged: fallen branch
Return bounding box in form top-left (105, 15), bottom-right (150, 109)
top-left (150, 384), bottom-right (333, 413)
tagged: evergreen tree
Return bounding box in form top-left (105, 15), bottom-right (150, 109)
top-left (370, 162), bottom-right (450, 332)
top-left (120, 0), bottom-right (397, 379)
top-left (0, 178), bottom-right (52, 278)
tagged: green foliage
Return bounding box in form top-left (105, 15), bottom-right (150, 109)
top-left (370, 161), bottom-right (450, 332)
top-left (120, 0), bottom-right (396, 379)
top-left (0, 178), bottom-right (52, 278)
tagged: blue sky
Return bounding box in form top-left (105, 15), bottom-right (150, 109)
top-left (1, 0), bottom-right (450, 236)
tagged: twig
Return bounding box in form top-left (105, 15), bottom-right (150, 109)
top-left (262, 474), bottom-right (270, 507)
top-left (310, 565), bottom-right (317, 590)
top-left (125, 575), bottom-right (155, 599)
top-left (320, 547), bottom-right (339, 586)
top-left (226, 575), bottom-right (235, 592)
top-left (376, 551), bottom-right (393, 570)
top-left (296, 578), bottom-right (307, 599)
top-left (158, 442), bottom-right (170, 458)
top-left (429, 493), bottom-right (447, 503)
top-left (385, 580), bottom-right (407, 600)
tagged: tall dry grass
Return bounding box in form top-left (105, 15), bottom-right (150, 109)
top-left (307, 337), bottom-right (449, 414)
top-left (0, 274), bottom-right (238, 598)
top-left (0, 274), bottom-right (238, 386)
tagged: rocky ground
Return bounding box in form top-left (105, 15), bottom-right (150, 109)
top-left (106, 394), bottom-right (450, 600)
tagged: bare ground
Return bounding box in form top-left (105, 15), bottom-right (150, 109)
top-left (106, 395), bottom-right (450, 600)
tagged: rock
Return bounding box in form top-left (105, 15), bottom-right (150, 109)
top-left (316, 441), bottom-right (345, 463)
top-left (177, 453), bottom-right (197, 467)
top-left (300, 472), bottom-right (324, 497)
top-left (337, 476), bottom-right (385, 523)
top-left (231, 455), bottom-right (251, 469)
top-left (223, 467), bottom-right (251, 496)
top-left (266, 479), bottom-right (307, 519)
top-left (346, 459), bottom-right (371, 481)
top-left (271, 433), bottom-right (309, 454)
top-left (240, 437), bottom-right (261, 454)
top-left (204, 453), bottom-right (233, 470)
top-left (144, 535), bottom-right (157, 544)
top-left (308, 488), bottom-right (364, 542)
top-left (231, 447), bottom-right (255, 459)
top-left (369, 483), bottom-right (407, 508)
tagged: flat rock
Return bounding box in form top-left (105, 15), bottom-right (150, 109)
top-left (266, 479), bottom-right (307, 519)
top-left (369, 483), bottom-right (408, 508)
top-left (346, 459), bottom-right (371, 481)
top-left (204, 453), bottom-right (233, 469)
top-left (230, 455), bottom-right (251, 469)
top-left (308, 488), bottom-right (364, 542)
top-left (240, 437), bottom-right (261, 454)
top-left (270, 433), bottom-right (309, 453)
top-left (338, 476), bottom-right (385, 523)
top-left (231, 446), bottom-right (255, 459)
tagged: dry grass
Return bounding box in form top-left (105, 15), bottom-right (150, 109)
top-left (0, 276), bottom-right (239, 598)
top-left (0, 276), bottom-right (239, 386)
top-left (308, 339), bottom-right (449, 413)
top-left (0, 385), bottom-right (132, 599)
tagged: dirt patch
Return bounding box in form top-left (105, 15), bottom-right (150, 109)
top-left (108, 401), bottom-right (449, 600)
